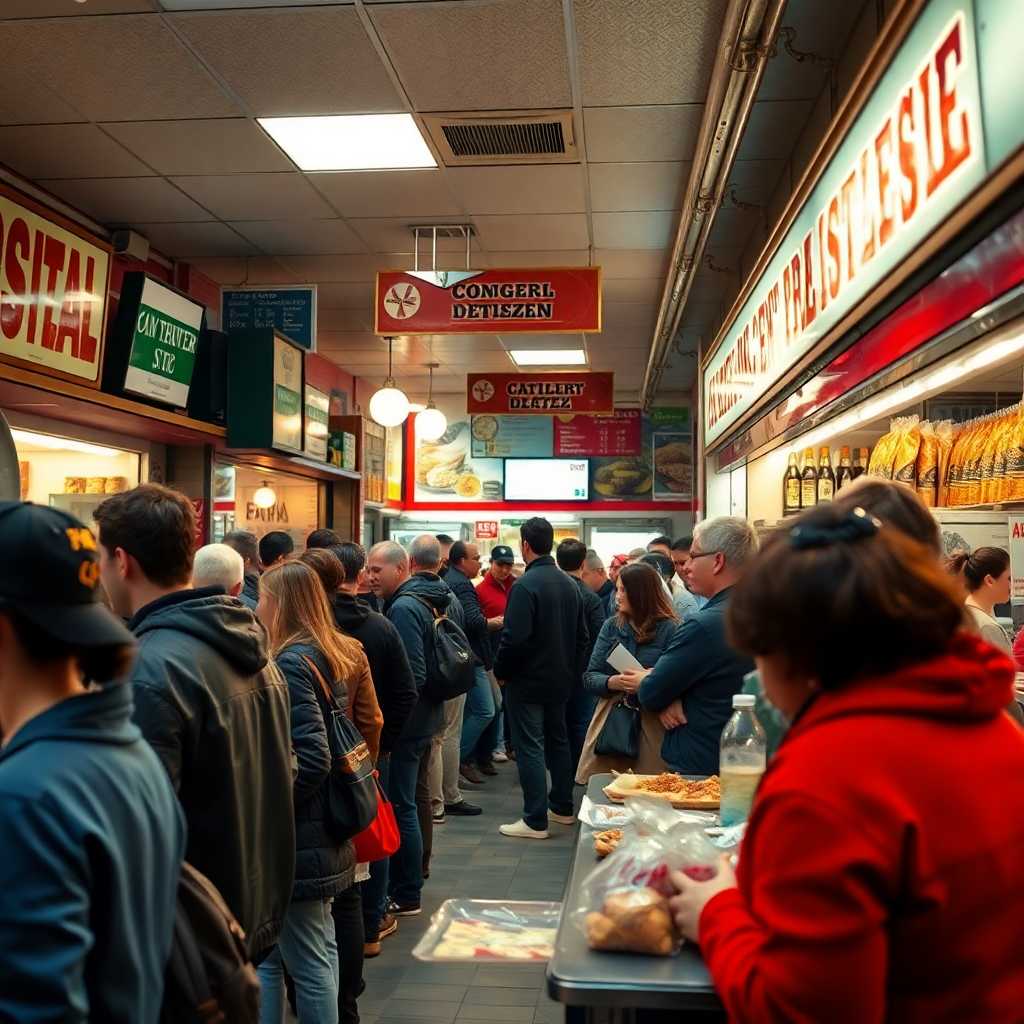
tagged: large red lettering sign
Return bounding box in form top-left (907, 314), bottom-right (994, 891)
top-left (468, 372), bottom-right (614, 415)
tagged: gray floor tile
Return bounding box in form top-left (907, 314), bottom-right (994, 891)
top-left (456, 1005), bottom-right (536, 1022)
top-left (463, 986), bottom-right (541, 1006)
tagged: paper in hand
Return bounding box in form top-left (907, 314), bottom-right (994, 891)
top-left (606, 643), bottom-right (644, 674)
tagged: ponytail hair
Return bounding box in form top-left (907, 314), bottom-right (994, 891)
top-left (947, 547), bottom-right (1009, 593)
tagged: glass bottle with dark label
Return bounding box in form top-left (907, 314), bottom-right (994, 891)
top-left (783, 452), bottom-right (801, 516)
top-left (800, 448), bottom-right (818, 508)
top-left (817, 447), bottom-right (836, 502)
top-left (852, 448), bottom-right (869, 479)
top-left (836, 446), bottom-right (855, 490)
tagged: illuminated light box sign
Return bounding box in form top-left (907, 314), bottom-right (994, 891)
top-left (504, 458), bottom-right (589, 501)
top-left (703, 2), bottom-right (987, 447)
top-left (375, 267), bottom-right (601, 335)
top-left (467, 371), bottom-right (614, 414)
top-left (0, 185), bottom-right (109, 384)
top-left (223, 285), bottom-right (317, 351)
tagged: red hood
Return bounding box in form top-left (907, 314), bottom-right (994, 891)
top-left (792, 632), bottom-right (1015, 735)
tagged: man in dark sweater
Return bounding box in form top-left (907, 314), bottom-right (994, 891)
top-left (493, 518), bottom-right (587, 840)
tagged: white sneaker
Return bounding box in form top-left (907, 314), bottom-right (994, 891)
top-left (548, 812), bottom-right (576, 826)
top-left (491, 750), bottom-right (509, 763)
top-left (499, 819), bottom-right (549, 840)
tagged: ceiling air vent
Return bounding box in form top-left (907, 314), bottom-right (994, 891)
top-left (422, 110), bottom-right (577, 166)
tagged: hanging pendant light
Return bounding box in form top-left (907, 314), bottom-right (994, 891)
top-left (253, 481), bottom-right (277, 509)
top-left (415, 362), bottom-right (447, 441)
top-left (368, 336), bottom-right (410, 428)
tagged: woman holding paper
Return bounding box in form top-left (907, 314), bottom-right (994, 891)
top-left (575, 562), bottom-right (681, 782)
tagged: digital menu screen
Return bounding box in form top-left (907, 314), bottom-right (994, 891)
top-left (503, 459), bottom-right (589, 501)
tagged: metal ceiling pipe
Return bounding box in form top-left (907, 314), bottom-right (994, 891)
top-left (641, 0), bottom-right (788, 407)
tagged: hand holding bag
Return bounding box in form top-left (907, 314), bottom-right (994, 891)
top-left (594, 696), bottom-right (641, 760)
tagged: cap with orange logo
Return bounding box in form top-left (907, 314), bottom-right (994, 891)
top-left (0, 501), bottom-right (135, 648)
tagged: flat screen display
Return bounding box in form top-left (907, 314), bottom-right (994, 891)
top-left (503, 458), bottom-right (589, 501)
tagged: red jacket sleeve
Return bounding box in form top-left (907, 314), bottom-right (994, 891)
top-left (698, 792), bottom-right (890, 1023)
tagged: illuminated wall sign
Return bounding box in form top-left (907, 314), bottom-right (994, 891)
top-left (703, 2), bottom-right (986, 447)
top-left (0, 185), bottom-right (110, 384)
top-left (375, 267), bottom-right (601, 334)
top-left (504, 459), bottom-right (590, 501)
top-left (467, 371), bottom-right (614, 414)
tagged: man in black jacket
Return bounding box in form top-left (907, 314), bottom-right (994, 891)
top-left (95, 484), bottom-right (295, 962)
top-left (556, 538), bottom-right (608, 772)
top-left (222, 529), bottom-right (261, 608)
top-left (446, 540), bottom-right (498, 787)
top-left (493, 518), bottom-right (587, 840)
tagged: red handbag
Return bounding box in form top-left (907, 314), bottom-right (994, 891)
top-left (352, 770), bottom-right (400, 862)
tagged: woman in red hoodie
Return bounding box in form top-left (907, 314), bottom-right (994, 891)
top-left (670, 504), bottom-right (1024, 1023)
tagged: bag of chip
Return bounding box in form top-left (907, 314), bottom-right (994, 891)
top-left (935, 420), bottom-right (957, 507)
top-left (867, 422), bottom-right (899, 478)
top-left (1003, 406), bottom-right (1024, 502)
top-left (915, 421), bottom-right (939, 507)
top-left (892, 415), bottom-right (922, 486)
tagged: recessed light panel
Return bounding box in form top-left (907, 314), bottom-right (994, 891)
top-left (510, 349), bottom-right (587, 366)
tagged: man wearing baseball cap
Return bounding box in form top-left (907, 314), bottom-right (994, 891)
top-left (0, 502), bottom-right (184, 1022)
top-left (476, 545), bottom-right (516, 762)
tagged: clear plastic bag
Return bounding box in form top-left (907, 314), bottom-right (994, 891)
top-left (412, 899), bottom-right (561, 962)
top-left (576, 796), bottom-right (720, 956)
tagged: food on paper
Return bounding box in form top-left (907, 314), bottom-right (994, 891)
top-left (603, 772), bottom-right (720, 809)
top-left (584, 887), bottom-right (678, 955)
top-left (455, 472), bottom-right (482, 498)
top-left (594, 828), bottom-right (623, 859)
top-left (413, 900), bottom-right (561, 963)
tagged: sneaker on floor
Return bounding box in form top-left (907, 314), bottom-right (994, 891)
top-left (478, 760), bottom-right (499, 776)
top-left (548, 811), bottom-right (576, 826)
top-left (378, 914), bottom-right (398, 940)
top-left (387, 899), bottom-right (422, 917)
top-left (499, 819), bottom-right (549, 840)
top-left (363, 939), bottom-right (382, 959)
top-left (459, 762), bottom-right (486, 785)
top-left (491, 750), bottom-right (509, 763)
top-left (444, 800), bottom-right (482, 816)
top-left (432, 811), bottom-right (446, 825)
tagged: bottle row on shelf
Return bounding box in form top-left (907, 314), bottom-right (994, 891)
top-left (783, 446), bottom-right (871, 516)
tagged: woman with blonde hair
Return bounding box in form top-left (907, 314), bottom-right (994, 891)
top-left (256, 559), bottom-right (379, 1024)
top-left (576, 561), bottom-right (680, 781)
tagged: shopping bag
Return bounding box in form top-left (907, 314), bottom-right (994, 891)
top-left (353, 771), bottom-right (400, 863)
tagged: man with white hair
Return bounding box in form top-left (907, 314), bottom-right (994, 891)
top-left (192, 543), bottom-right (244, 597)
top-left (628, 517), bottom-right (757, 776)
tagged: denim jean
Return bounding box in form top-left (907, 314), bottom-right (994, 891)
top-left (460, 665), bottom-right (497, 762)
top-left (258, 897), bottom-right (339, 1024)
top-left (388, 732), bottom-right (432, 906)
top-left (361, 755), bottom-right (390, 939)
top-left (332, 884), bottom-right (364, 1024)
top-left (504, 688), bottom-right (574, 831)
top-left (565, 687), bottom-right (598, 776)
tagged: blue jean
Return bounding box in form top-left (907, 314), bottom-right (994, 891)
top-left (258, 897), bottom-right (339, 1024)
top-left (460, 665), bottom-right (496, 762)
top-left (566, 687), bottom-right (598, 776)
top-left (504, 688), bottom-right (574, 831)
top-left (388, 732), bottom-right (432, 906)
top-left (361, 756), bottom-right (391, 938)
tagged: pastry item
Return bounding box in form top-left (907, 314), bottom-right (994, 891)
top-left (104, 476), bottom-right (127, 494)
top-left (585, 886), bottom-right (678, 955)
top-left (86, 477), bottom-right (106, 494)
top-left (594, 828), bottom-right (623, 859)
top-left (64, 477), bottom-right (86, 494)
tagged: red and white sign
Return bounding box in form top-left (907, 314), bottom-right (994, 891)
top-left (475, 520), bottom-right (499, 540)
top-left (375, 267), bottom-right (601, 335)
top-left (554, 409), bottom-right (642, 456)
top-left (0, 185), bottom-right (110, 384)
top-left (468, 371), bottom-right (614, 415)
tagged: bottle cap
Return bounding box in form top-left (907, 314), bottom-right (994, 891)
top-left (732, 694), bottom-right (756, 708)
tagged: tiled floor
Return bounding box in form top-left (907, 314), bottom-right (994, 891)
top-left (359, 760), bottom-right (574, 1024)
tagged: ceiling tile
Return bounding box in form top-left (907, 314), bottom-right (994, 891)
top-left (445, 165), bottom-right (586, 216)
top-left (602, 278), bottom-right (664, 303)
top-left (316, 282), bottom-right (374, 310)
top-left (594, 249), bottom-right (670, 278)
top-left (592, 211), bottom-right (676, 249)
top-left (3, 15), bottom-right (237, 121)
top-left (725, 159), bottom-right (787, 206)
top-left (602, 302), bottom-right (658, 329)
top-left (280, 254), bottom-right (396, 282)
top-left (0, 124), bottom-right (151, 179)
top-left (189, 256), bottom-right (300, 285)
top-left (589, 162), bottom-right (686, 213)
top-left (230, 219), bottom-right (368, 256)
top-left (102, 119), bottom-right (293, 175)
top-left (39, 177), bottom-right (213, 225)
top-left (0, 63), bottom-right (85, 125)
top-left (309, 170), bottom-right (461, 219)
top-left (706, 205), bottom-right (763, 251)
top-left (170, 173), bottom-right (335, 220)
top-left (319, 308), bottom-right (373, 332)
top-left (370, 0), bottom-right (570, 111)
top-left (474, 214), bottom-right (589, 252)
top-left (171, 7), bottom-right (401, 115)
top-left (737, 100), bottom-right (815, 161)
top-left (574, 0), bottom-right (726, 105)
top-left (481, 250), bottom-right (590, 268)
top-left (131, 222), bottom-right (259, 259)
top-left (0, 0), bottom-right (152, 15)
top-left (583, 105), bottom-right (702, 163)
top-left (346, 218), bottom-right (480, 255)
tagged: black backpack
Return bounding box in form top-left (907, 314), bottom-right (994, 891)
top-left (161, 861), bottom-right (260, 1024)
top-left (411, 594), bottom-right (477, 701)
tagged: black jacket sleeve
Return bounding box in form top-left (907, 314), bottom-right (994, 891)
top-left (492, 580), bottom-right (534, 681)
top-left (275, 649), bottom-right (332, 806)
top-left (379, 618), bottom-right (418, 755)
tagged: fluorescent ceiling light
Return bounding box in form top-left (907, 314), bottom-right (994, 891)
top-left (258, 114), bottom-right (437, 171)
top-left (510, 349), bottom-right (587, 366)
top-left (11, 428), bottom-right (121, 457)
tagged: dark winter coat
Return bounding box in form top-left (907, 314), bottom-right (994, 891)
top-left (571, 574), bottom-right (608, 669)
top-left (129, 587), bottom-right (295, 958)
top-left (332, 592), bottom-right (418, 756)
top-left (240, 571), bottom-right (260, 610)
top-left (275, 642), bottom-right (357, 901)
top-left (583, 616), bottom-right (680, 696)
top-left (445, 563), bottom-right (492, 668)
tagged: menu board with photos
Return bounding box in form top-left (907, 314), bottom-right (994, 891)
top-left (470, 415), bottom-right (553, 457)
top-left (554, 409), bottom-right (642, 457)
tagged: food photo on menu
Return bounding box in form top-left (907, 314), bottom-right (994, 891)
top-left (414, 419), bottom-right (503, 501)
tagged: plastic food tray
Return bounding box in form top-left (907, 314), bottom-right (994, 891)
top-left (412, 899), bottom-right (562, 963)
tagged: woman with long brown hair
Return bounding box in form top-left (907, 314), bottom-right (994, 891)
top-left (575, 561), bottom-right (680, 781)
top-left (255, 559), bottom-right (375, 1024)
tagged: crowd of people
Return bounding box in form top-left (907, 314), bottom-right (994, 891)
top-left (1, 475), bottom-right (1022, 1022)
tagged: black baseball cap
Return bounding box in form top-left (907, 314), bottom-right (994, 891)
top-left (0, 502), bottom-right (135, 648)
top-left (490, 545), bottom-right (515, 565)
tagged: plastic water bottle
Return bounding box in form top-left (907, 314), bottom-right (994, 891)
top-left (719, 692), bottom-right (767, 827)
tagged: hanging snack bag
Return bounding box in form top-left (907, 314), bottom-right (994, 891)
top-left (977, 412), bottom-right (1005, 505)
top-left (867, 421), bottom-right (899, 478)
top-left (966, 414), bottom-right (999, 505)
top-left (1002, 406), bottom-right (1024, 502)
top-left (984, 410), bottom-right (1015, 504)
top-left (892, 415), bottom-right (922, 486)
top-left (935, 420), bottom-right (958, 507)
top-left (915, 421), bottom-right (939, 507)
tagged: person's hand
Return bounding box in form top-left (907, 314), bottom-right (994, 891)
top-left (619, 668), bottom-right (650, 693)
top-left (668, 855), bottom-right (737, 942)
top-left (607, 673), bottom-right (626, 691)
top-left (488, 615), bottom-right (504, 629)
top-left (658, 699), bottom-right (686, 729)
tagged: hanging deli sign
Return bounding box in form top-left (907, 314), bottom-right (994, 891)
top-left (703, 1), bottom-right (987, 447)
top-left (0, 185), bottom-right (110, 384)
top-left (375, 267), bottom-right (601, 335)
top-left (467, 371), bottom-right (614, 414)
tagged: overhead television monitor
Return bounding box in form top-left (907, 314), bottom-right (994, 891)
top-left (503, 458), bottom-right (589, 501)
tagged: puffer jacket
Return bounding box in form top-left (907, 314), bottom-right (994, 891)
top-left (274, 641), bottom-right (356, 901)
